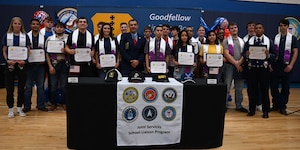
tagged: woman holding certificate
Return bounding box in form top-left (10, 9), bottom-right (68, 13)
top-left (95, 23), bottom-right (120, 78)
top-left (199, 30), bottom-right (224, 81)
top-left (2, 16), bottom-right (31, 118)
top-left (172, 29), bottom-right (197, 81)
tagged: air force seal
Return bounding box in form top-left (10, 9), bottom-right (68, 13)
top-left (122, 106), bottom-right (138, 123)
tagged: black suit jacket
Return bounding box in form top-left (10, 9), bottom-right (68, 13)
top-left (119, 32), bottom-right (146, 76)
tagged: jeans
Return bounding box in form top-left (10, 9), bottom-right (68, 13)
top-left (49, 62), bottom-right (69, 105)
top-left (24, 63), bottom-right (46, 109)
top-left (223, 63), bottom-right (244, 109)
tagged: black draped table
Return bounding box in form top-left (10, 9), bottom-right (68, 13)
top-left (66, 77), bottom-right (226, 149)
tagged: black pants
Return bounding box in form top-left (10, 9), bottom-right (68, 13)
top-left (246, 67), bottom-right (270, 113)
top-left (5, 64), bottom-right (27, 108)
top-left (0, 65), bottom-right (5, 88)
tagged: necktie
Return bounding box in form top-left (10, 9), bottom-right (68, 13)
top-left (257, 38), bottom-right (261, 45)
top-left (133, 38), bottom-right (137, 46)
top-left (133, 35), bottom-right (137, 46)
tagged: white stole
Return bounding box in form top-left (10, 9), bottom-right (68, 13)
top-left (186, 45), bottom-right (193, 52)
top-left (165, 36), bottom-right (173, 50)
top-left (116, 33), bottom-right (122, 45)
top-left (202, 44), bottom-right (221, 54)
top-left (248, 34), bottom-right (270, 50)
top-left (274, 32), bottom-right (292, 53)
top-left (179, 45), bottom-right (193, 52)
top-left (98, 37), bottom-right (117, 55)
top-left (94, 34), bottom-right (100, 44)
top-left (72, 29), bottom-right (92, 48)
top-left (149, 38), bottom-right (166, 56)
top-left (7, 32), bottom-right (26, 46)
top-left (227, 35), bottom-right (244, 55)
top-left (27, 31), bottom-right (45, 48)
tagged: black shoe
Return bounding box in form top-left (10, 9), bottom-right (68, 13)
top-left (262, 113), bottom-right (269, 118)
top-left (247, 112), bottom-right (255, 116)
top-left (270, 107), bottom-right (279, 111)
top-left (279, 109), bottom-right (287, 115)
top-left (22, 107), bottom-right (31, 113)
top-left (38, 107), bottom-right (49, 111)
top-left (236, 107), bottom-right (248, 113)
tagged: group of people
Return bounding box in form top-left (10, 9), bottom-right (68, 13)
top-left (221, 19), bottom-right (298, 119)
top-left (1, 15), bottom-right (298, 119)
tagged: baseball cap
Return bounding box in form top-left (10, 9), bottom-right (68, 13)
top-left (180, 72), bottom-right (195, 84)
top-left (105, 68), bottom-right (122, 82)
top-left (128, 71), bottom-right (145, 83)
top-left (152, 73), bottom-right (169, 82)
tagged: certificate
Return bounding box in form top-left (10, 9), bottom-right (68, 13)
top-left (178, 52), bottom-right (194, 65)
top-left (7, 46), bottom-right (28, 60)
top-left (150, 61), bottom-right (167, 73)
top-left (46, 40), bottom-right (64, 53)
top-left (206, 54), bottom-right (223, 67)
top-left (28, 49), bottom-right (45, 63)
top-left (74, 48), bottom-right (91, 62)
top-left (249, 45), bottom-right (267, 60)
top-left (99, 54), bottom-right (116, 68)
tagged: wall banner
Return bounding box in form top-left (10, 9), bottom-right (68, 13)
top-left (77, 6), bottom-right (202, 37)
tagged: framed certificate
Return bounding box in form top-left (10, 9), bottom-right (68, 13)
top-left (28, 49), bottom-right (45, 63)
top-left (150, 61), bottom-right (167, 73)
top-left (99, 54), bottom-right (116, 68)
top-left (178, 52), bottom-right (194, 65)
top-left (7, 46), bottom-right (28, 60)
top-left (206, 54), bottom-right (223, 67)
top-left (74, 48), bottom-right (91, 62)
top-left (46, 40), bottom-right (64, 53)
top-left (249, 45), bottom-right (267, 60)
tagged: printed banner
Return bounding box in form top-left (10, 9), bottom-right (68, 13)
top-left (117, 77), bottom-right (183, 146)
top-left (77, 6), bottom-right (201, 37)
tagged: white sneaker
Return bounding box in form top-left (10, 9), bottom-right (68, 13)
top-left (256, 105), bottom-right (262, 112)
top-left (17, 107), bottom-right (26, 117)
top-left (8, 108), bottom-right (14, 118)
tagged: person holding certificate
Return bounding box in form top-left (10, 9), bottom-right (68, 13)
top-left (199, 30), bottom-right (224, 81)
top-left (95, 23), bottom-right (120, 78)
top-left (172, 29), bottom-right (197, 81)
top-left (24, 18), bottom-right (48, 113)
top-left (222, 22), bottom-right (248, 113)
top-left (270, 18), bottom-right (298, 115)
top-left (64, 16), bottom-right (96, 77)
top-left (144, 25), bottom-right (172, 75)
top-left (243, 21), bottom-right (263, 113)
top-left (2, 16), bottom-right (31, 118)
top-left (45, 22), bottom-right (69, 111)
top-left (242, 23), bottom-right (276, 118)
